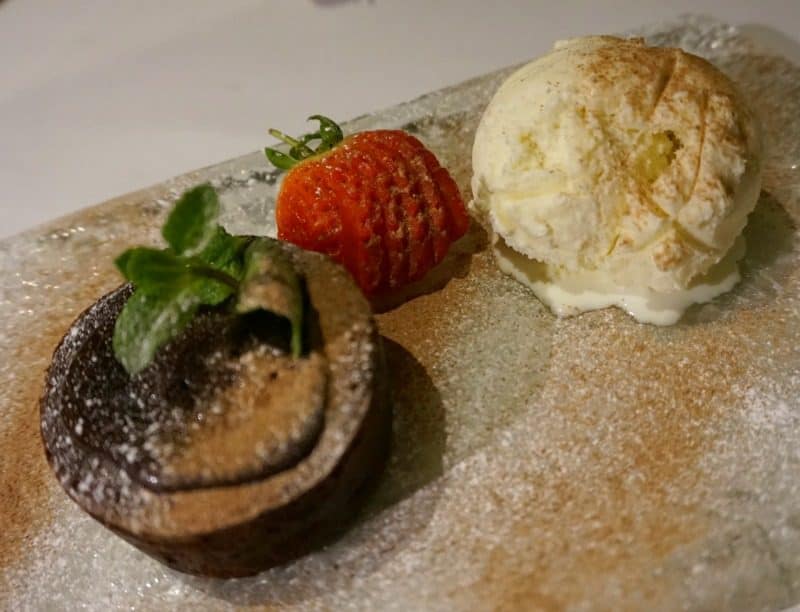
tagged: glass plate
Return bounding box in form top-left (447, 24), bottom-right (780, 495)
top-left (2, 14), bottom-right (800, 612)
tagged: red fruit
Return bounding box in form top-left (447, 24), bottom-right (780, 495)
top-left (266, 116), bottom-right (469, 295)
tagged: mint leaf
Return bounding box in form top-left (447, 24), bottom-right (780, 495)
top-left (112, 288), bottom-right (204, 375)
top-left (237, 238), bottom-right (304, 357)
top-left (194, 228), bottom-right (252, 305)
top-left (162, 184), bottom-right (219, 255)
top-left (115, 248), bottom-right (192, 288)
top-left (198, 227), bottom-right (250, 269)
top-left (112, 185), bottom-right (305, 374)
top-left (114, 246), bottom-right (238, 299)
top-left (114, 249), bottom-right (136, 279)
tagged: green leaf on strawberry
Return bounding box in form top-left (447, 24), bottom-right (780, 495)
top-left (265, 115), bottom-right (345, 170)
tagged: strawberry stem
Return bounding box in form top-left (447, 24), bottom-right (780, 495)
top-left (268, 129), bottom-right (314, 157)
top-left (264, 115), bottom-right (345, 170)
top-left (264, 148), bottom-right (296, 170)
top-left (308, 115), bottom-right (344, 149)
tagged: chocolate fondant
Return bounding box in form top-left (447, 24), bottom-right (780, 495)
top-left (40, 243), bottom-right (390, 577)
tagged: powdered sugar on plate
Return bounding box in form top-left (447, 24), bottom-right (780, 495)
top-left (2, 15), bottom-right (800, 612)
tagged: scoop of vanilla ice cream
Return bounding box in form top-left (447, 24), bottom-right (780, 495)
top-left (471, 36), bottom-right (762, 320)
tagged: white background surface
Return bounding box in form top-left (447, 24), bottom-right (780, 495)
top-left (2, 0), bottom-right (799, 238)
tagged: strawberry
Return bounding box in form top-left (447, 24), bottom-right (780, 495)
top-left (265, 116), bottom-right (469, 295)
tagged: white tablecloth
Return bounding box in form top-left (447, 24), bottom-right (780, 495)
top-left (2, 0), bottom-right (798, 238)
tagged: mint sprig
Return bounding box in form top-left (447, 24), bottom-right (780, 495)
top-left (112, 184), bottom-right (304, 375)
